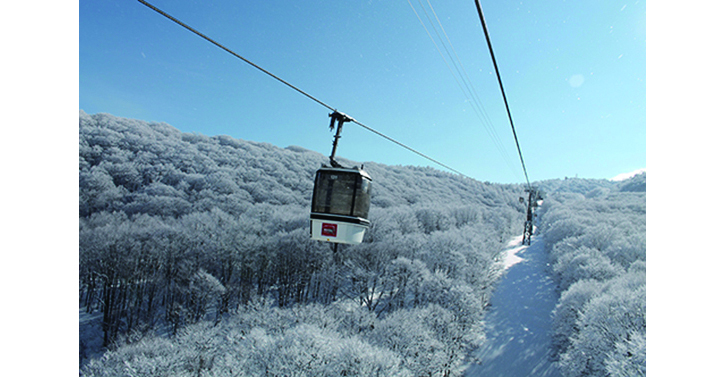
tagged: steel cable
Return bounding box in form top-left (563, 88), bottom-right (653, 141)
top-left (138, 0), bottom-right (471, 179)
top-left (473, 0), bottom-right (532, 188)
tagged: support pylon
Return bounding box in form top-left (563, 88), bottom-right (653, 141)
top-left (522, 187), bottom-right (536, 245)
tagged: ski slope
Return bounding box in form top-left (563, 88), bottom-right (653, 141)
top-left (465, 235), bottom-right (562, 377)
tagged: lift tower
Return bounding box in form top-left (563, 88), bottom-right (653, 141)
top-left (521, 187), bottom-right (540, 245)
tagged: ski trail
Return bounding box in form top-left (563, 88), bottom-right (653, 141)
top-left (501, 234), bottom-right (526, 270)
top-left (465, 236), bottom-right (562, 377)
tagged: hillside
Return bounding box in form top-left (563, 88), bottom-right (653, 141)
top-left (79, 111), bottom-right (527, 375)
top-left (536, 174), bottom-right (646, 376)
top-left (463, 172), bottom-right (646, 377)
top-left (79, 112), bottom-right (645, 376)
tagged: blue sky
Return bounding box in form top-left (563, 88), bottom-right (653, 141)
top-left (80, 0), bottom-right (645, 183)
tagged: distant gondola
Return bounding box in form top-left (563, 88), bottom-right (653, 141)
top-left (310, 165), bottom-right (372, 244)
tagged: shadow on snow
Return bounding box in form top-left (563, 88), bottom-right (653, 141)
top-left (465, 236), bottom-right (562, 377)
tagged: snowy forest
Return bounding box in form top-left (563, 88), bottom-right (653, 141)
top-left (538, 174), bottom-right (646, 376)
top-left (79, 111), bottom-right (645, 376)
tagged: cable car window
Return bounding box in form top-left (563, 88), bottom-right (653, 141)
top-left (312, 171), bottom-right (357, 216)
top-left (353, 177), bottom-right (371, 219)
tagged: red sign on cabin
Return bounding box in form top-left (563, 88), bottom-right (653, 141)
top-left (321, 223), bottom-right (337, 237)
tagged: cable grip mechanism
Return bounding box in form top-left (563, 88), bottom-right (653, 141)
top-left (328, 111), bottom-right (354, 167)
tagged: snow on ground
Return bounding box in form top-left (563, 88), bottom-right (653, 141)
top-left (465, 236), bottom-right (562, 377)
top-left (502, 234), bottom-right (527, 270)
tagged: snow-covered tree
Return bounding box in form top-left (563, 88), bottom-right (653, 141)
top-left (538, 177), bottom-right (646, 376)
top-left (79, 111), bottom-right (526, 372)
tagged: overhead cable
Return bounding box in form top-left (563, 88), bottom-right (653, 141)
top-left (425, 0), bottom-right (519, 175)
top-left (406, 0), bottom-right (523, 182)
top-left (473, 0), bottom-right (531, 188)
top-left (137, 0), bottom-right (470, 179)
top-left (137, 0), bottom-right (335, 112)
top-left (351, 119), bottom-right (467, 177)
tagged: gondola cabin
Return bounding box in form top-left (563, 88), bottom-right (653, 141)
top-left (310, 166), bottom-right (372, 244)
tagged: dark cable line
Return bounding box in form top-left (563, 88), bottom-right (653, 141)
top-left (473, 0), bottom-right (531, 188)
top-left (138, 0), bottom-right (471, 179)
top-left (137, 0), bottom-right (335, 112)
top-left (425, 0), bottom-right (521, 180)
top-left (407, 0), bottom-right (523, 182)
top-left (351, 119), bottom-right (468, 177)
